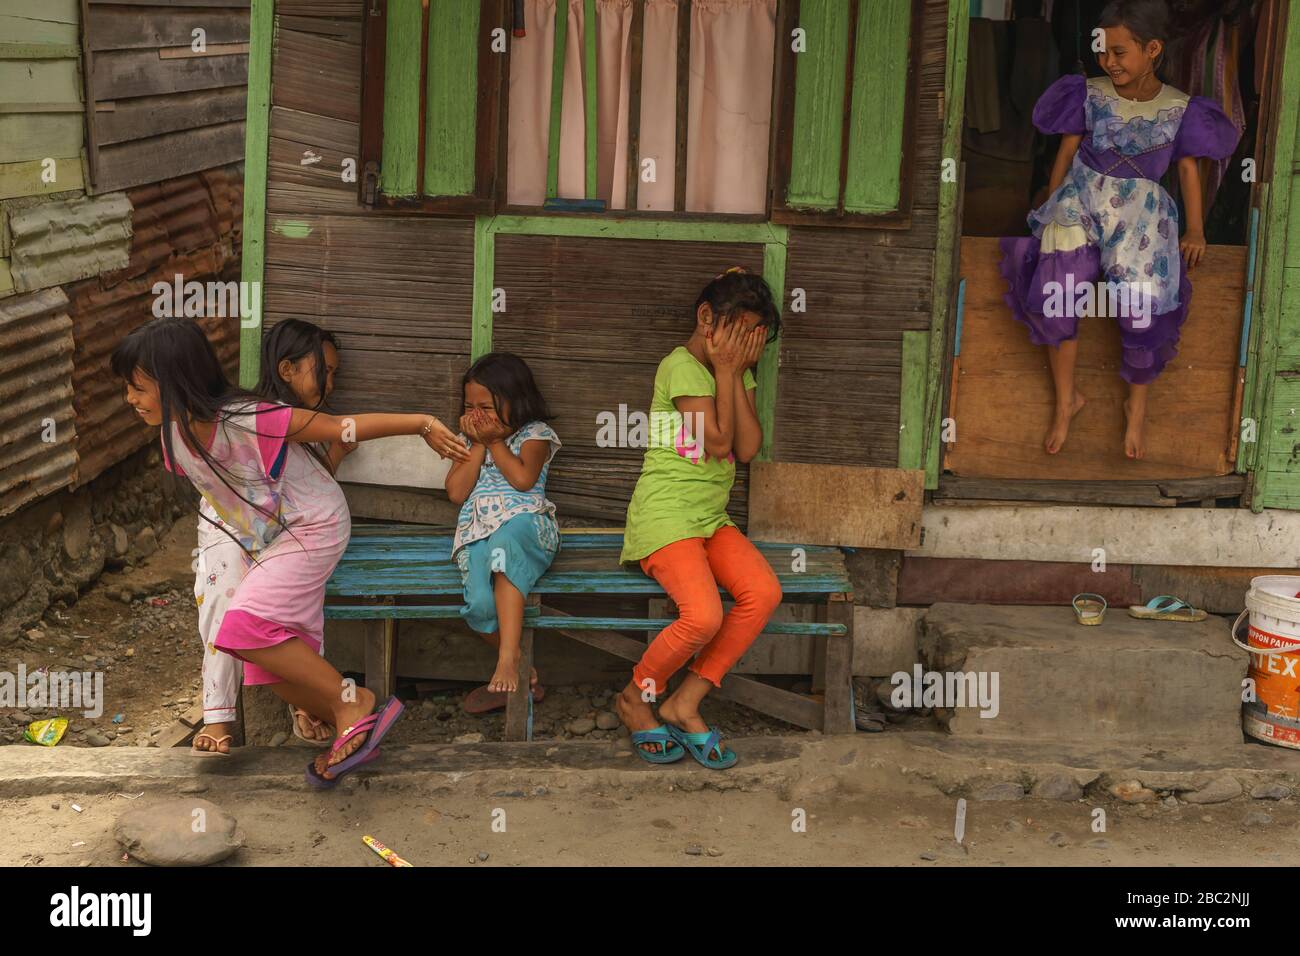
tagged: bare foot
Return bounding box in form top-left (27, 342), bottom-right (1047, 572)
top-left (193, 722), bottom-right (233, 754)
top-left (292, 707), bottom-right (334, 742)
top-left (1123, 397), bottom-right (1146, 459)
top-left (312, 685), bottom-right (377, 780)
top-left (1044, 391), bottom-right (1087, 454)
top-left (615, 683), bottom-right (672, 755)
top-left (487, 650), bottom-right (521, 693)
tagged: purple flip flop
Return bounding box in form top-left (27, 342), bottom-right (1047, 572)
top-left (304, 696), bottom-right (405, 789)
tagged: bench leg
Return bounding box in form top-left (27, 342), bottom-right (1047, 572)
top-left (821, 594), bottom-right (856, 734)
top-left (504, 595), bottom-right (538, 742)
top-left (365, 617), bottom-right (398, 701)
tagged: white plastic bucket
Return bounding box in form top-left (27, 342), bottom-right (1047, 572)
top-left (1232, 576), bottom-right (1300, 750)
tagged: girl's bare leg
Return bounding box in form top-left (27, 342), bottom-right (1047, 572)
top-left (1123, 382), bottom-right (1148, 460)
top-left (238, 638), bottom-right (376, 778)
top-left (1044, 339), bottom-right (1086, 454)
top-left (485, 573), bottom-right (526, 693)
top-left (474, 627), bottom-right (538, 690)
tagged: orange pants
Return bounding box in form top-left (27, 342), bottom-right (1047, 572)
top-left (634, 525), bottom-right (782, 696)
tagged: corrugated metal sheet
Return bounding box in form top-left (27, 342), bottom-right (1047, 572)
top-left (9, 192), bottom-right (133, 293)
top-left (70, 167), bottom-right (243, 486)
top-left (0, 287), bottom-right (78, 517)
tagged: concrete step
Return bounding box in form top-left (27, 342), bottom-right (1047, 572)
top-left (918, 603), bottom-right (1249, 746)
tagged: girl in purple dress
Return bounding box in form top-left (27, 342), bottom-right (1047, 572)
top-left (999, 0), bottom-right (1241, 459)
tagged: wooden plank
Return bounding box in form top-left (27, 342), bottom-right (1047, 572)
top-left (365, 616), bottom-right (398, 699)
top-left (95, 86), bottom-right (246, 145)
top-left (785, 0), bottom-right (850, 209)
top-left (934, 475), bottom-right (1245, 506)
top-left (947, 237), bottom-right (1245, 481)
top-left (0, 8), bottom-right (79, 45)
top-left (80, 0), bottom-right (101, 191)
top-left (238, 0), bottom-right (273, 389)
top-left (843, 0), bottom-right (910, 213)
top-left (758, 237), bottom-right (786, 461)
top-left (0, 156), bottom-right (84, 200)
top-left (897, 557), bottom-right (1141, 606)
top-left (92, 121), bottom-right (245, 194)
top-left (820, 596), bottom-right (855, 734)
top-left (0, 43), bottom-right (81, 58)
top-left (471, 215), bottom-right (494, 360)
top-left (423, 0), bottom-right (479, 197)
top-left (158, 43), bottom-right (251, 59)
top-left (487, 213), bottom-right (784, 245)
top-left (898, 329), bottom-right (927, 469)
top-left (0, 59), bottom-right (83, 107)
top-left (91, 47), bottom-right (248, 99)
top-left (86, 6), bottom-right (249, 50)
top-left (0, 113), bottom-right (83, 165)
top-left (545, 0), bottom-right (567, 199)
top-left (88, 0), bottom-right (249, 5)
top-left (748, 461), bottom-right (922, 548)
top-left (379, 0), bottom-right (421, 197)
top-left (505, 593), bottom-right (539, 741)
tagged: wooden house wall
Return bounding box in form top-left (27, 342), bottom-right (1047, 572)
top-left (773, 0), bottom-right (945, 468)
top-left (261, 3), bottom-right (473, 422)
top-left (83, 0), bottom-right (250, 194)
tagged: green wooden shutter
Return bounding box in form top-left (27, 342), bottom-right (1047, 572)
top-left (378, 0), bottom-right (491, 204)
top-left (782, 0), bottom-right (913, 217)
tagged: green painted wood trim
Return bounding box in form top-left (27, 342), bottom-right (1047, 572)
top-left (379, 0), bottom-right (423, 198)
top-left (238, 0), bottom-right (275, 390)
top-left (1240, 183), bottom-right (1268, 474)
top-left (0, 43), bottom-right (81, 59)
top-left (486, 214), bottom-right (786, 245)
top-left (423, 0), bottom-right (480, 197)
top-left (758, 240), bottom-right (787, 462)
top-left (472, 216), bottom-right (495, 361)
top-left (584, 0), bottom-right (597, 199)
top-left (546, 2), bottom-right (568, 199)
top-left (843, 0), bottom-right (910, 214)
top-left (898, 330), bottom-right (927, 469)
top-left (785, 0), bottom-right (851, 210)
top-left (919, 0), bottom-right (969, 489)
top-left (1249, 10), bottom-right (1300, 510)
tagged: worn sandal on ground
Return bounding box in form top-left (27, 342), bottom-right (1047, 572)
top-left (305, 696), bottom-right (405, 789)
top-left (288, 704), bottom-right (334, 747)
top-left (1072, 593), bottom-right (1108, 626)
top-left (1127, 595), bottom-right (1207, 623)
top-left (190, 733), bottom-right (233, 758)
top-left (665, 724), bottom-right (738, 770)
top-left (462, 682), bottom-right (546, 715)
top-left (629, 725), bottom-right (686, 764)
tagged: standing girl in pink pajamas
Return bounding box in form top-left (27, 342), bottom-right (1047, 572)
top-left (114, 317), bottom-right (469, 784)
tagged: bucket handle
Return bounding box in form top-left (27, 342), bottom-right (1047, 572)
top-left (1231, 608), bottom-right (1300, 655)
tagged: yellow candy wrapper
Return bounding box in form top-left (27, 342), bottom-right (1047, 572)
top-left (363, 835), bottom-right (412, 867)
top-left (25, 717), bottom-right (69, 747)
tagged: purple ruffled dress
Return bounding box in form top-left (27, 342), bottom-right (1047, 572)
top-left (999, 75), bottom-right (1241, 384)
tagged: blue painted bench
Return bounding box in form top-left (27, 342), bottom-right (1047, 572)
top-left (325, 524), bottom-right (856, 741)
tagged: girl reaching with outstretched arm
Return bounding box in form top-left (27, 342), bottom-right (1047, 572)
top-left (113, 317), bottom-right (468, 785)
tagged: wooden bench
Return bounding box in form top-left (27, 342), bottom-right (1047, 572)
top-left (325, 524), bottom-right (856, 741)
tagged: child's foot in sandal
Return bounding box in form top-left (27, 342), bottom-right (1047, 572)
top-left (659, 697), bottom-right (736, 769)
top-left (191, 723), bottom-right (234, 757)
top-left (616, 683), bottom-right (680, 759)
top-left (290, 706), bottom-right (334, 744)
top-left (310, 686), bottom-right (377, 780)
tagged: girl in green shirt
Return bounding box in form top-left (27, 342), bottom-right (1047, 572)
top-left (616, 268), bottom-right (784, 769)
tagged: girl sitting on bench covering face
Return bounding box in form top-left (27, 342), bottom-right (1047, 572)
top-left (444, 353), bottom-right (561, 711)
top-left (616, 268), bottom-right (783, 769)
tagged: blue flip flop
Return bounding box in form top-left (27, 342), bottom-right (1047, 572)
top-left (666, 724), bottom-right (738, 770)
top-left (630, 725), bottom-right (686, 764)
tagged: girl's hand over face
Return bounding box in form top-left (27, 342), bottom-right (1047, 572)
top-left (459, 412), bottom-right (482, 444)
top-left (1180, 231), bottom-right (1206, 272)
top-left (742, 327), bottom-right (766, 370)
top-left (424, 416), bottom-right (471, 460)
top-left (705, 320), bottom-right (747, 372)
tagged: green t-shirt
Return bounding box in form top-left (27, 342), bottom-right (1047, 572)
top-left (620, 347), bottom-right (757, 563)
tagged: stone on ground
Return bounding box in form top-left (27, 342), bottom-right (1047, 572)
top-left (114, 798), bottom-right (243, 866)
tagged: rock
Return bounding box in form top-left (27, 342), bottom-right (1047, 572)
top-left (595, 711), bottom-right (620, 731)
top-left (567, 717), bottom-right (596, 736)
top-left (1004, 820), bottom-right (1024, 833)
top-left (85, 732), bottom-right (111, 748)
top-left (178, 782), bottom-right (208, 795)
top-left (269, 732), bottom-right (289, 747)
top-left (1047, 832), bottom-right (1069, 847)
top-left (109, 524), bottom-right (129, 557)
top-left (114, 798), bottom-right (243, 866)
top-left (1242, 810), bottom-right (1273, 828)
top-left (477, 851), bottom-right (489, 862)
top-left (0, 543), bottom-right (33, 610)
top-left (452, 732), bottom-right (485, 744)
top-left (684, 844), bottom-right (704, 856)
top-left (1086, 838), bottom-right (1111, 849)
top-left (493, 790), bottom-right (525, 798)
top-left (972, 782), bottom-right (1024, 802)
top-left (706, 847), bottom-right (723, 857)
top-left (134, 527), bottom-right (158, 559)
top-left (1109, 780), bottom-right (1156, 804)
top-left (24, 629), bottom-right (43, 642)
top-left (1250, 782), bottom-right (1292, 801)
top-left (1031, 772), bottom-right (1082, 801)
top-left (919, 852), bottom-right (937, 861)
top-left (1162, 796), bottom-right (1179, 808)
top-left (420, 700), bottom-right (436, 715)
top-left (1182, 776), bottom-right (1242, 805)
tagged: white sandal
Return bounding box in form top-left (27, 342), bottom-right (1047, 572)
top-left (288, 705), bottom-right (334, 747)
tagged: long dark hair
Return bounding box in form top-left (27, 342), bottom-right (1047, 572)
top-left (256, 318), bottom-right (339, 409)
top-left (111, 317), bottom-right (293, 556)
top-left (1098, 0), bottom-right (1171, 76)
top-left (695, 267), bottom-right (782, 343)
top-left (462, 352), bottom-right (552, 432)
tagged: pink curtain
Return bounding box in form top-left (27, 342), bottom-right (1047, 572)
top-left (507, 0), bottom-right (776, 213)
